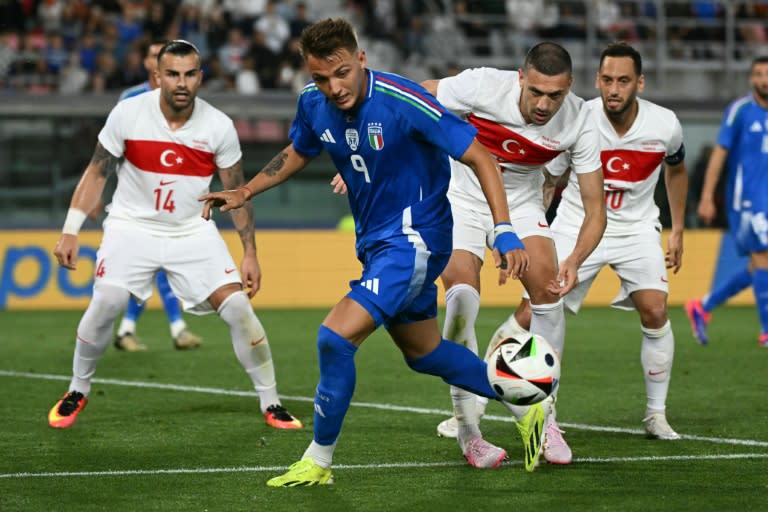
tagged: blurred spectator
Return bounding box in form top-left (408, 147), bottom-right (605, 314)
top-left (204, 2), bottom-right (231, 51)
top-left (84, 5), bottom-right (108, 35)
top-left (736, 2), bottom-right (768, 56)
top-left (119, 44), bottom-right (146, 86)
top-left (254, 0), bottom-right (290, 54)
top-left (505, 0), bottom-right (558, 58)
top-left (60, 1), bottom-right (86, 48)
top-left (275, 36), bottom-right (308, 94)
top-left (250, 30), bottom-right (281, 89)
top-left (58, 52), bottom-right (90, 94)
top-left (289, 2), bottom-right (312, 39)
top-left (452, 0), bottom-right (491, 56)
top-left (77, 32), bottom-right (99, 74)
top-left (202, 54), bottom-right (234, 92)
top-left (402, 15), bottom-right (428, 59)
top-left (594, 0), bottom-right (639, 41)
top-left (684, 1), bottom-right (725, 59)
top-left (224, 0), bottom-right (266, 36)
top-left (177, 5), bottom-right (211, 59)
top-left (38, 0), bottom-right (66, 34)
top-left (235, 55), bottom-right (261, 95)
top-left (45, 32), bottom-right (69, 75)
top-left (90, 50), bottom-right (122, 92)
top-left (217, 27), bottom-right (248, 75)
top-left (144, 1), bottom-right (174, 39)
top-left (0, 31), bottom-right (17, 86)
top-left (116, 9), bottom-right (144, 50)
top-left (540, 1), bottom-right (586, 39)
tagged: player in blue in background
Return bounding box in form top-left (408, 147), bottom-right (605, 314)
top-left (111, 39), bottom-right (202, 351)
top-left (687, 56), bottom-right (768, 347)
top-left (200, 18), bottom-right (529, 486)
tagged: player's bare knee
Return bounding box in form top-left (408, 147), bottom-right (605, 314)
top-left (208, 283), bottom-right (243, 311)
top-left (639, 303), bottom-right (668, 330)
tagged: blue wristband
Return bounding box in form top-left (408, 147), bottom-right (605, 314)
top-left (493, 223), bottom-right (524, 253)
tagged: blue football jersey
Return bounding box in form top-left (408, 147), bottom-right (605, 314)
top-left (119, 81), bottom-right (152, 102)
top-left (717, 94), bottom-right (768, 215)
top-left (289, 70), bottom-right (477, 253)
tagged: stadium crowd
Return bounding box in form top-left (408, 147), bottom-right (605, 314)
top-left (1, 1), bottom-right (767, 96)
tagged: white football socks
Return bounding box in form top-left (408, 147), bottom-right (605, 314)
top-left (443, 284), bottom-right (483, 449)
top-left (71, 284), bottom-right (129, 395)
top-left (640, 319), bottom-right (674, 414)
top-left (217, 291), bottom-right (280, 413)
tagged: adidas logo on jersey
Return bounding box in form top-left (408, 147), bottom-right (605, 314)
top-left (320, 129), bottom-right (336, 143)
top-left (750, 121), bottom-right (763, 132)
top-left (360, 278), bottom-right (380, 295)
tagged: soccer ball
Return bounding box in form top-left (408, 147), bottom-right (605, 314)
top-left (486, 334), bottom-right (560, 405)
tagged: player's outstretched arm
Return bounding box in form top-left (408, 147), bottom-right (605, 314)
top-left (551, 168), bottom-right (606, 296)
top-left (697, 144), bottom-right (728, 225)
top-left (54, 142), bottom-right (121, 270)
top-left (200, 143), bottom-right (313, 220)
top-left (458, 138), bottom-right (529, 283)
top-left (665, 160), bottom-right (688, 273)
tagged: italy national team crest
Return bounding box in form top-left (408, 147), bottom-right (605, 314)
top-left (367, 123), bottom-right (384, 150)
top-left (345, 128), bottom-right (359, 151)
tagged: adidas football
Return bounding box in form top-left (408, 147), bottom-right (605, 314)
top-left (486, 334), bottom-right (560, 405)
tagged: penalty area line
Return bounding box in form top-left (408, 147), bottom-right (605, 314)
top-left (3, 453), bottom-right (768, 479)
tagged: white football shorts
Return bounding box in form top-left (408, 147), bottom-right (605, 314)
top-left (449, 189), bottom-right (551, 261)
top-left (94, 218), bottom-right (241, 314)
top-left (552, 226), bottom-right (669, 314)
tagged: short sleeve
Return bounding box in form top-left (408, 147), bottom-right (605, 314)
top-left (288, 98), bottom-right (324, 157)
top-left (97, 102), bottom-right (127, 158)
top-left (215, 118), bottom-right (243, 169)
top-left (435, 68), bottom-right (486, 117)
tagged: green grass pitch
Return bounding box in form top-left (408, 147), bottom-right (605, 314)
top-left (1, 306), bottom-right (766, 511)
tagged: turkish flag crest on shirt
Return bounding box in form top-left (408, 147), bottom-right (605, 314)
top-left (468, 114), bottom-right (563, 166)
top-left (600, 149), bottom-right (665, 183)
top-left (124, 140), bottom-right (217, 177)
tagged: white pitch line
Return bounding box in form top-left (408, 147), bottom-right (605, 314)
top-left (3, 369), bottom-right (768, 448)
top-left (3, 453), bottom-right (768, 480)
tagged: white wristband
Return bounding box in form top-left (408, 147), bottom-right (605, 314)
top-left (62, 208), bottom-right (88, 236)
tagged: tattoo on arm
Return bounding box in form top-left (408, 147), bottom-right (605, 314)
top-left (263, 151), bottom-right (288, 177)
top-left (90, 142), bottom-right (123, 178)
top-left (218, 160), bottom-right (245, 190)
top-left (217, 159), bottom-right (256, 251)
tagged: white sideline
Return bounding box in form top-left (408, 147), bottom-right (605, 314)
top-left (3, 454), bottom-right (768, 479)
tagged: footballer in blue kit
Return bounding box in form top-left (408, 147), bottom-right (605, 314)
top-left (688, 56), bottom-right (768, 347)
top-left (717, 92), bottom-right (768, 253)
top-left (200, 18), bottom-right (529, 486)
top-left (290, 69), bottom-right (474, 326)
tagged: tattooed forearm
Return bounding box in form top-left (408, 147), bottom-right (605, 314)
top-left (90, 142), bottom-right (123, 178)
top-left (263, 151), bottom-right (288, 177)
top-left (230, 203), bottom-right (256, 252)
top-left (218, 160), bottom-right (245, 190)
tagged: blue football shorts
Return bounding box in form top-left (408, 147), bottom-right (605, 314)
top-left (347, 232), bottom-right (450, 328)
top-left (731, 209), bottom-right (768, 256)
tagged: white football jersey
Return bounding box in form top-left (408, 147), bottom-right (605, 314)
top-left (436, 67), bottom-right (601, 209)
top-left (98, 89), bottom-right (242, 235)
top-left (553, 97), bottom-right (684, 236)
